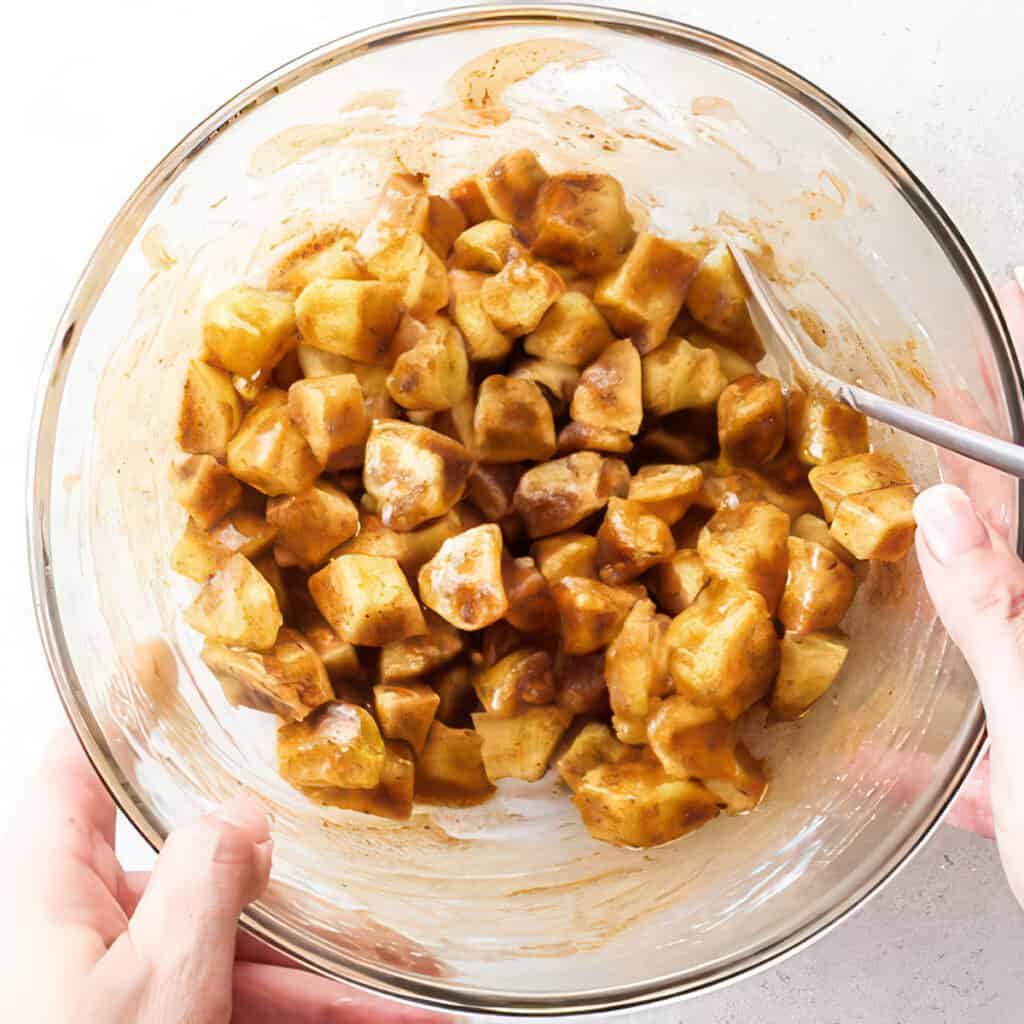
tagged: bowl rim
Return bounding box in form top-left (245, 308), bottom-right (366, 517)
top-left (27, 2), bottom-right (1019, 1016)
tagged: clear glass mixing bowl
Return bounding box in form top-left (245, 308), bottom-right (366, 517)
top-left (28, 4), bottom-right (1021, 1017)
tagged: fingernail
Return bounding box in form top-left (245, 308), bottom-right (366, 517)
top-left (253, 838), bottom-right (274, 879)
top-left (1015, 266), bottom-right (1024, 292)
top-left (214, 794), bottom-right (271, 843)
top-left (914, 484), bottom-right (990, 565)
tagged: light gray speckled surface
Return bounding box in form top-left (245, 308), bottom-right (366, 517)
top-left (626, 828), bottom-right (1024, 1022)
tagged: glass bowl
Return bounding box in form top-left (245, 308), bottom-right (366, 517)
top-left (29, 4), bottom-right (1021, 1017)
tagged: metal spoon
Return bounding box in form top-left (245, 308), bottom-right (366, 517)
top-left (727, 242), bottom-right (1024, 479)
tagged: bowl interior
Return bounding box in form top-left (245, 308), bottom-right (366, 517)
top-left (33, 7), bottom-right (1014, 1015)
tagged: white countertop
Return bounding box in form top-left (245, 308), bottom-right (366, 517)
top-left (5, 1), bottom-right (1022, 1020)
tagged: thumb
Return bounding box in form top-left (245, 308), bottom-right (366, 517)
top-left (89, 795), bottom-right (272, 1023)
top-left (914, 484), bottom-right (1024, 741)
top-left (914, 484), bottom-right (1024, 890)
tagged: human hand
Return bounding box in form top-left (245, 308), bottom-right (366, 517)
top-left (0, 729), bottom-right (438, 1022)
top-left (914, 273), bottom-right (1024, 904)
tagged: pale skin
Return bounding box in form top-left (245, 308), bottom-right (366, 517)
top-left (3, 284), bottom-right (1023, 1021)
top-left (0, 731), bottom-right (439, 1023)
top-left (913, 276), bottom-right (1024, 903)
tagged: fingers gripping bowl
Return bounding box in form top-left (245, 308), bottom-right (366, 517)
top-left (30, 5), bottom-right (1020, 1016)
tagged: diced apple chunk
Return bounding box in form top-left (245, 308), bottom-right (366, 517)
top-left (513, 452), bottom-right (630, 538)
top-left (627, 464), bottom-right (703, 526)
top-left (295, 345), bottom-right (353, 378)
top-left (184, 553), bottom-right (283, 650)
top-left (685, 244), bottom-right (764, 361)
top-left (278, 702), bottom-right (385, 789)
top-left (474, 648), bottom-right (554, 717)
top-left (829, 485), bottom-right (917, 561)
top-left (551, 576), bottom-right (638, 654)
top-left (703, 742), bottom-right (768, 814)
top-left (556, 420), bottom-right (633, 455)
top-left (373, 682), bottom-right (441, 754)
top-left (697, 501), bottom-right (790, 610)
top-left (298, 617), bottom-right (363, 687)
top-left (363, 419), bottom-right (473, 531)
top-left (791, 513), bottom-right (857, 565)
top-left (594, 234), bottom-right (702, 354)
top-left (473, 376), bottom-right (556, 463)
top-left (178, 360), bottom-right (243, 459)
top-left (267, 483), bottom-right (358, 567)
top-left (287, 374), bottom-right (369, 469)
top-left (452, 220), bottom-right (522, 272)
top-left (367, 232), bottom-right (449, 318)
top-left (450, 176), bottom-right (492, 226)
top-left (203, 285), bottom-right (297, 378)
top-left (424, 195), bottom-right (467, 258)
top-left (554, 652), bottom-right (610, 714)
top-left (648, 548), bottom-right (708, 615)
top-left (294, 279), bottom-right (403, 365)
top-left (688, 331), bottom-right (757, 382)
top-left (268, 229), bottom-right (367, 295)
top-left (201, 627), bottom-right (333, 721)
top-left (573, 762), bottom-right (720, 847)
top-left (171, 510), bottom-right (277, 583)
top-left (525, 292), bottom-right (614, 367)
top-left (611, 702), bottom-right (661, 746)
top-left (605, 599), bottom-right (669, 718)
top-left (294, 348), bottom-right (399, 431)
top-left (508, 357), bottom-right (580, 409)
top-left (480, 258), bottom-right (564, 336)
top-left (667, 580), bottom-right (780, 720)
top-left (360, 172), bottom-right (430, 253)
top-left (808, 452), bottom-right (912, 521)
top-left (304, 741), bottom-right (415, 821)
top-left (569, 339), bottom-right (643, 435)
top-left (772, 630), bottom-right (850, 720)
top-left (647, 696), bottom-right (737, 779)
top-left (227, 396), bottom-right (323, 496)
top-left (253, 553), bottom-right (289, 617)
top-left (788, 392), bottom-right (870, 466)
top-left (415, 721), bottom-right (495, 806)
top-left (531, 172), bottom-right (636, 274)
top-left (169, 454), bottom-right (242, 529)
top-left (309, 554), bottom-right (425, 646)
top-left (556, 722), bottom-right (634, 792)
top-left (418, 524), bottom-right (508, 630)
top-left (378, 615), bottom-right (464, 683)
top-left (531, 532), bottom-right (598, 582)
top-left (479, 149), bottom-right (549, 229)
top-left (448, 269), bottom-right (514, 362)
top-left (452, 151), bottom-right (547, 232)
top-left (337, 507), bottom-right (469, 576)
top-left (597, 497), bottom-right (675, 585)
top-left (778, 536), bottom-right (857, 633)
top-left (697, 464), bottom-right (821, 522)
top-left (473, 706), bottom-right (573, 782)
top-left (502, 556), bottom-right (558, 634)
top-left (641, 336), bottom-right (726, 414)
top-left (717, 374), bottom-right (786, 467)
top-left (386, 316), bottom-right (469, 413)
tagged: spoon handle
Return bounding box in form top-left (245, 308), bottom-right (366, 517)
top-left (726, 239), bottom-right (1024, 479)
top-left (839, 381), bottom-right (1024, 480)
